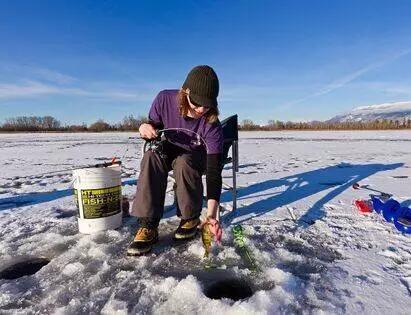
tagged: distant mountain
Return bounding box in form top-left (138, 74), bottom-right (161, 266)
top-left (329, 101), bottom-right (411, 123)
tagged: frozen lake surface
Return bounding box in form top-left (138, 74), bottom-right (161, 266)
top-left (0, 131), bottom-right (410, 314)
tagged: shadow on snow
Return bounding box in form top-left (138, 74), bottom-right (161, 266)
top-left (221, 162), bottom-right (404, 226)
top-left (0, 179), bottom-right (138, 211)
top-left (0, 163), bottom-right (405, 223)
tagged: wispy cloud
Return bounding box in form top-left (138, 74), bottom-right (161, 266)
top-left (0, 80), bottom-right (151, 101)
top-left (0, 63), bottom-right (77, 85)
top-left (281, 49), bottom-right (411, 108)
top-left (30, 67), bottom-right (77, 84)
top-left (358, 81), bottom-right (411, 96)
top-left (0, 63), bottom-right (155, 102)
top-left (0, 81), bottom-right (70, 98)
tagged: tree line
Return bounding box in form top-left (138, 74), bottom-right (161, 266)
top-left (0, 115), bottom-right (148, 132)
top-left (240, 118), bottom-right (411, 130)
top-left (1, 115), bottom-right (410, 132)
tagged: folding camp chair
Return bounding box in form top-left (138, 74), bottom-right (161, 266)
top-left (220, 114), bottom-right (239, 213)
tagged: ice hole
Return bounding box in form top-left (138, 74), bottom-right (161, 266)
top-left (204, 278), bottom-right (253, 301)
top-left (56, 210), bottom-right (77, 219)
top-left (0, 258), bottom-right (50, 280)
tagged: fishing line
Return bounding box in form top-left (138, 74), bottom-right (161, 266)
top-left (111, 136), bottom-right (138, 163)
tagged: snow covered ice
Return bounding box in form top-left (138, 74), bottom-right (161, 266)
top-left (0, 131), bottom-right (410, 314)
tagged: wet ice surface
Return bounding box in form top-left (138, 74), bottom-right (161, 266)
top-left (0, 131), bottom-right (410, 314)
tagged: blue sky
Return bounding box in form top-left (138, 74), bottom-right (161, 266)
top-left (1, 0), bottom-right (411, 125)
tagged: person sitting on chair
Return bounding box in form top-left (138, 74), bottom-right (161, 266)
top-left (127, 65), bottom-right (224, 255)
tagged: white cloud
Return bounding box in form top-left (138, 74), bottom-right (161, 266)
top-left (30, 67), bottom-right (77, 84)
top-left (0, 81), bottom-right (66, 98)
top-left (0, 63), bottom-right (155, 102)
top-left (352, 81), bottom-right (411, 97)
top-left (281, 49), bottom-right (411, 108)
top-left (0, 80), bottom-right (151, 101)
top-left (0, 63), bottom-right (77, 85)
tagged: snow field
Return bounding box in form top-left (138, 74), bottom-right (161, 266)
top-left (0, 131), bottom-right (410, 314)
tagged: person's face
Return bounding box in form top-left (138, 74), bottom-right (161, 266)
top-left (186, 95), bottom-right (210, 119)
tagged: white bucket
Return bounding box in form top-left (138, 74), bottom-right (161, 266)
top-left (73, 164), bottom-right (123, 234)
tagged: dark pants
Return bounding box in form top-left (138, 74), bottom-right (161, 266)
top-left (131, 142), bottom-right (206, 228)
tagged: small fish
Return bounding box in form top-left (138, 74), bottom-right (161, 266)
top-left (201, 223), bottom-right (213, 257)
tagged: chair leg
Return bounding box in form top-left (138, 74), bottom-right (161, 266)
top-left (232, 140), bottom-right (239, 213)
top-left (232, 162), bottom-right (237, 212)
top-left (233, 140), bottom-right (239, 172)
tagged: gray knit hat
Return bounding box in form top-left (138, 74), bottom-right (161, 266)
top-left (182, 65), bottom-right (219, 108)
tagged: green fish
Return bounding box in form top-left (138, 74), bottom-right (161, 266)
top-left (232, 225), bottom-right (260, 272)
top-left (201, 223), bottom-right (213, 257)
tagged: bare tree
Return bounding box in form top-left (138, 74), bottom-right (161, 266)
top-left (118, 115), bottom-right (148, 131)
top-left (89, 119), bottom-right (112, 132)
top-left (1, 116), bottom-right (61, 131)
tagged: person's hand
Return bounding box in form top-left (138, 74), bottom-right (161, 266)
top-left (200, 217), bottom-right (222, 244)
top-left (139, 123), bottom-right (158, 140)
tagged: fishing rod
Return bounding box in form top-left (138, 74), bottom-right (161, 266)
top-left (5, 161), bottom-right (122, 181)
top-left (6, 136), bottom-right (142, 181)
top-left (7, 129), bottom-right (205, 181)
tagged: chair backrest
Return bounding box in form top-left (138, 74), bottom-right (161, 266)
top-left (220, 114), bottom-right (238, 166)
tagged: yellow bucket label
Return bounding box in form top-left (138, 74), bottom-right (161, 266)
top-left (80, 185), bottom-right (121, 219)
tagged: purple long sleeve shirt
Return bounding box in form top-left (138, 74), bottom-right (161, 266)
top-left (147, 89), bottom-right (224, 202)
top-left (148, 90), bottom-right (223, 155)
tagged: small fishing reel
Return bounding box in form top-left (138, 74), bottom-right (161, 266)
top-left (142, 131), bottom-right (168, 159)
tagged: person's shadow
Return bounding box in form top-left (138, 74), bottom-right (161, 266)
top-left (221, 162), bottom-right (404, 226)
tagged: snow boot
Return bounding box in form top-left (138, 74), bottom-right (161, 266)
top-left (174, 218), bottom-right (200, 240)
top-left (127, 227), bottom-right (158, 256)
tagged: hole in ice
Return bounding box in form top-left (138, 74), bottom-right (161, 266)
top-left (337, 163), bottom-right (353, 168)
top-left (204, 278), bottom-right (253, 301)
top-left (0, 257), bottom-right (50, 280)
top-left (56, 210), bottom-right (77, 219)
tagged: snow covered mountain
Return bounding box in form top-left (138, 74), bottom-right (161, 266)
top-left (329, 101), bottom-right (411, 122)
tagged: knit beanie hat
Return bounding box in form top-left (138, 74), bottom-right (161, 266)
top-left (182, 65), bottom-right (219, 108)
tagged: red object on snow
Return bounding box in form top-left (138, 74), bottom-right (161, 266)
top-left (354, 199), bottom-right (373, 213)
